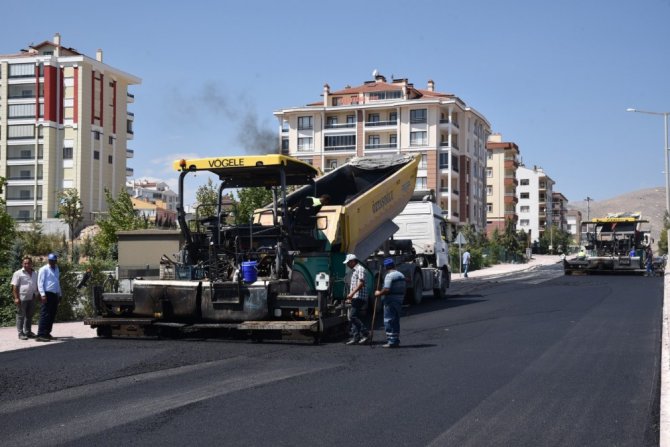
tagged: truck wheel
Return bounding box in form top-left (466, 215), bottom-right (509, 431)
top-left (410, 272), bottom-right (423, 305)
top-left (433, 268), bottom-right (449, 299)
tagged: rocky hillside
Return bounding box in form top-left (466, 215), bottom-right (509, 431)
top-left (568, 187), bottom-right (666, 246)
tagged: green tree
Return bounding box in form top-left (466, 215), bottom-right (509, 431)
top-left (195, 178), bottom-right (219, 219)
top-left (94, 189), bottom-right (148, 259)
top-left (659, 211), bottom-right (669, 255)
top-left (57, 188), bottom-right (84, 244)
top-left (0, 176), bottom-right (16, 266)
top-left (539, 226), bottom-right (571, 254)
top-left (232, 187), bottom-right (273, 225)
top-left (0, 177), bottom-right (18, 325)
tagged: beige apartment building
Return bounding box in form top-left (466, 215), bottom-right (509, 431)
top-left (551, 191), bottom-right (568, 231)
top-left (274, 74), bottom-right (491, 231)
top-left (516, 165), bottom-right (555, 244)
top-left (0, 33), bottom-right (140, 229)
top-left (485, 134), bottom-right (520, 236)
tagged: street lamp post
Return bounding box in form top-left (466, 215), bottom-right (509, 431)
top-left (626, 108), bottom-right (670, 214)
top-left (584, 196), bottom-right (593, 221)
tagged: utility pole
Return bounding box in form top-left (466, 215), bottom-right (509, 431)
top-left (585, 196), bottom-right (593, 221)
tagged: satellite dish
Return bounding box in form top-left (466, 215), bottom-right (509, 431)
top-left (372, 69), bottom-right (378, 77)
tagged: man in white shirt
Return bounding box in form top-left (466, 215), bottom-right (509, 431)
top-left (11, 257), bottom-right (38, 340)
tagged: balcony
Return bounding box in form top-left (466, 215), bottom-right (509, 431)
top-left (504, 194), bottom-right (518, 204)
top-left (440, 141), bottom-right (460, 150)
top-left (126, 149), bottom-right (134, 158)
top-left (126, 167), bottom-right (134, 177)
top-left (127, 111), bottom-right (135, 121)
top-left (504, 176), bottom-right (518, 187)
top-left (127, 92), bottom-right (135, 103)
top-left (365, 143), bottom-right (397, 150)
top-left (324, 123), bottom-right (356, 130)
top-left (439, 118), bottom-right (460, 129)
top-left (324, 145), bottom-right (355, 152)
top-left (364, 119), bottom-right (397, 128)
top-left (504, 156), bottom-right (520, 169)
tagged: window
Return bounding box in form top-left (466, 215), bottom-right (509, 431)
top-left (281, 138), bottom-right (289, 151)
top-left (331, 97), bottom-right (341, 106)
top-left (415, 177), bottom-right (427, 190)
top-left (297, 137), bottom-right (313, 151)
top-left (487, 203), bottom-right (493, 212)
top-left (63, 147), bottom-right (73, 159)
top-left (108, 136), bottom-right (114, 145)
top-left (93, 131), bottom-right (101, 140)
top-left (520, 219), bottom-right (530, 226)
top-left (419, 154), bottom-right (428, 169)
top-left (486, 168), bottom-right (493, 178)
top-left (368, 90), bottom-right (402, 101)
top-left (20, 190), bottom-right (31, 199)
top-left (410, 131), bottom-right (427, 146)
top-left (326, 116), bottom-right (338, 127)
top-left (94, 150), bottom-right (100, 160)
top-left (389, 111), bottom-right (397, 122)
top-left (439, 153), bottom-right (449, 168)
top-left (8, 104), bottom-right (34, 118)
top-left (486, 186), bottom-right (493, 196)
top-left (367, 113), bottom-right (380, 123)
top-left (520, 179), bottom-right (529, 185)
top-left (520, 206), bottom-right (530, 212)
top-left (520, 192), bottom-right (529, 199)
top-left (390, 134), bottom-right (397, 145)
top-left (368, 135), bottom-right (380, 146)
top-left (346, 115), bottom-right (355, 125)
top-left (297, 116), bottom-right (313, 130)
top-left (9, 63), bottom-right (35, 78)
top-left (108, 155), bottom-right (113, 164)
top-left (8, 125), bottom-right (35, 139)
top-left (325, 135), bottom-right (355, 150)
top-left (487, 152), bottom-right (493, 160)
top-left (410, 109), bottom-right (427, 124)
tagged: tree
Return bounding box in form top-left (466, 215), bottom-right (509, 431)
top-left (232, 187), bottom-right (273, 225)
top-left (94, 189), bottom-right (148, 259)
top-left (195, 178), bottom-right (219, 219)
top-left (57, 188), bottom-right (84, 243)
top-left (0, 177), bottom-right (16, 266)
top-left (659, 211), bottom-right (669, 255)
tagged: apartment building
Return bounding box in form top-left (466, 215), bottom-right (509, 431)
top-left (127, 179), bottom-right (178, 212)
top-left (516, 165), bottom-right (555, 243)
top-left (0, 33), bottom-right (140, 229)
top-left (565, 209), bottom-right (582, 248)
top-left (551, 191), bottom-right (569, 231)
top-left (273, 74), bottom-right (491, 231)
top-left (485, 134), bottom-right (520, 236)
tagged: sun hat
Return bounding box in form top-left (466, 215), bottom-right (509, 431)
top-left (343, 254), bottom-right (358, 264)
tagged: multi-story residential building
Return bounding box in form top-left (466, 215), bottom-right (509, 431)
top-left (565, 209), bottom-right (582, 249)
top-left (551, 191), bottom-right (568, 231)
top-left (274, 74), bottom-right (491, 231)
top-left (0, 33), bottom-right (140, 230)
top-left (485, 134), bottom-right (520, 236)
top-left (127, 179), bottom-right (178, 212)
top-left (516, 165), bottom-right (555, 244)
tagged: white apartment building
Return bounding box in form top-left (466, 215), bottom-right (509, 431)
top-left (274, 74), bottom-right (491, 231)
top-left (127, 179), bottom-right (178, 212)
top-left (516, 165), bottom-right (555, 243)
top-left (0, 33), bottom-right (140, 229)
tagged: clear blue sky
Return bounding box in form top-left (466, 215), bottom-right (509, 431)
top-left (4, 0), bottom-right (670, 206)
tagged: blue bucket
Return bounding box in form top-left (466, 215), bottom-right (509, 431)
top-left (241, 261), bottom-right (258, 283)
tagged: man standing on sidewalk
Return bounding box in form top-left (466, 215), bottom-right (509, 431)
top-left (11, 257), bottom-right (38, 340)
top-left (36, 253), bottom-right (62, 342)
top-left (462, 249), bottom-right (471, 278)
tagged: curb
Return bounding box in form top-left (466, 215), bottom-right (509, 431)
top-left (662, 271), bottom-right (670, 446)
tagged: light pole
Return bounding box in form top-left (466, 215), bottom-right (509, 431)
top-left (626, 108), bottom-right (670, 214)
top-left (584, 196), bottom-right (593, 221)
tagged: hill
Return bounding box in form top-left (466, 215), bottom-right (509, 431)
top-left (568, 187), bottom-right (666, 247)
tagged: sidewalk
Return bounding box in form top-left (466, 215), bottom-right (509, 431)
top-left (449, 254), bottom-right (562, 294)
top-left (0, 255), bottom-right (563, 354)
top-left (0, 321), bottom-right (97, 354)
